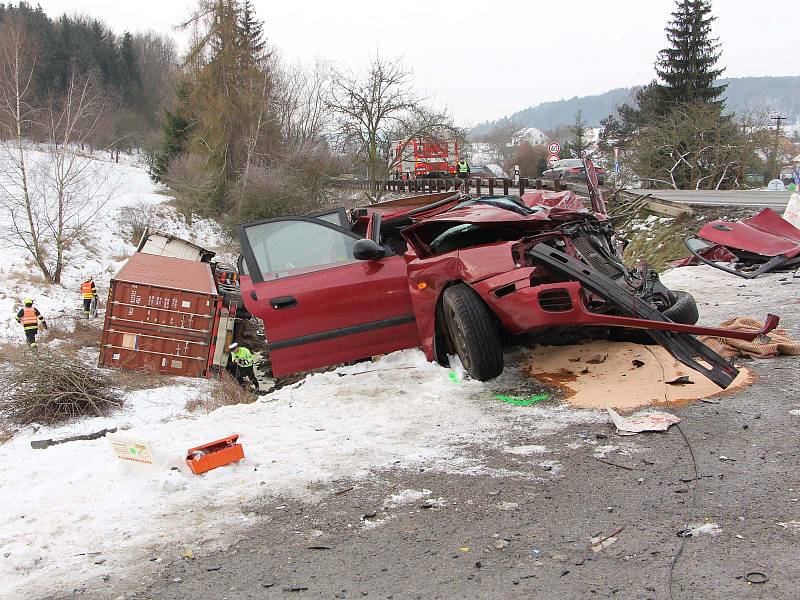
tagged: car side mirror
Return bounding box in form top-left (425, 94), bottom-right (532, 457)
top-left (353, 238), bottom-right (386, 261)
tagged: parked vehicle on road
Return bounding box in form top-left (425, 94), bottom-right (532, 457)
top-left (236, 162), bottom-right (777, 387)
top-left (542, 158), bottom-right (606, 185)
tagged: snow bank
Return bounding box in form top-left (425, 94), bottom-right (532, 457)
top-left (0, 348), bottom-right (605, 599)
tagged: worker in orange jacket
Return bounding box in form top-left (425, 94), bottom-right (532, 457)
top-left (81, 275), bottom-right (98, 318)
top-left (15, 298), bottom-right (47, 347)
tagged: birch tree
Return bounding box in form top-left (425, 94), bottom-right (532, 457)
top-left (0, 20), bottom-right (50, 279)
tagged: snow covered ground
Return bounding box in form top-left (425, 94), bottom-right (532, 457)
top-left (0, 144), bottom-right (222, 342)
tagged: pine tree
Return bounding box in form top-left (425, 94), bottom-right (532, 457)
top-left (119, 32), bottom-right (142, 103)
top-left (238, 0), bottom-right (265, 61)
top-left (653, 0), bottom-right (726, 112)
top-left (566, 111), bottom-right (590, 158)
top-left (151, 82), bottom-right (194, 182)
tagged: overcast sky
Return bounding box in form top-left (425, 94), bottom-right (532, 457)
top-left (38, 0), bottom-right (796, 124)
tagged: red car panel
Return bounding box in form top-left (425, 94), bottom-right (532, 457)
top-left (697, 208), bottom-right (800, 259)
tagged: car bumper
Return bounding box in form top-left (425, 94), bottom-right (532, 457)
top-left (472, 273), bottom-right (776, 342)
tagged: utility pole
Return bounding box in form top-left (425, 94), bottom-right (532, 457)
top-left (771, 115), bottom-right (786, 179)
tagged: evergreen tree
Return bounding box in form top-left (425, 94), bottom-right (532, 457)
top-left (151, 82), bottom-right (194, 182)
top-left (653, 0), bottom-right (726, 113)
top-left (119, 32), bottom-right (142, 102)
top-left (238, 0), bottom-right (265, 61)
top-left (566, 111), bottom-right (590, 158)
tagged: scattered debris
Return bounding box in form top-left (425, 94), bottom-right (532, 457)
top-left (31, 427), bottom-right (118, 450)
top-left (698, 317), bottom-right (800, 359)
top-left (306, 546), bottom-right (332, 551)
top-left (494, 539), bottom-right (509, 550)
top-left (498, 502), bottom-right (519, 511)
top-left (590, 527), bottom-right (623, 553)
top-left (632, 359), bottom-right (645, 368)
top-left (494, 393), bottom-right (550, 406)
top-left (665, 376), bottom-right (694, 385)
top-left (334, 486), bottom-right (354, 495)
top-left (743, 572), bottom-right (768, 584)
top-left (594, 458), bottom-right (635, 471)
top-left (679, 208), bottom-right (800, 278)
top-left (586, 354), bottom-right (608, 364)
top-left (607, 408), bottom-right (680, 436)
top-left (185, 435), bottom-right (245, 475)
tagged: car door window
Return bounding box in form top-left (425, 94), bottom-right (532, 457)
top-left (242, 219), bottom-right (358, 281)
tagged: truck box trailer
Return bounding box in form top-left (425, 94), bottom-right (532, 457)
top-left (99, 252), bottom-right (232, 378)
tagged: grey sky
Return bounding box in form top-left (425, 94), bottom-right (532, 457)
top-left (38, 0), bottom-right (796, 124)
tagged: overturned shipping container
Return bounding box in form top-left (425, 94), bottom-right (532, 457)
top-left (99, 253), bottom-right (228, 377)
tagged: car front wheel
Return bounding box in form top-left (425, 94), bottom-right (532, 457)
top-left (442, 284), bottom-right (504, 381)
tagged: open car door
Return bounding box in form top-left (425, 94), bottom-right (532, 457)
top-left (237, 216), bottom-right (420, 376)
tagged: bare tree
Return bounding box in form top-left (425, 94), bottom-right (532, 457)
top-left (274, 58), bottom-right (332, 147)
top-left (328, 55), bottom-right (460, 201)
top-left (164, 152), bottom-right (217, 225)
top-left (35, 70), bottom-right (118, 283)
top-left (0, 20), bottom-right (51, 279)
top-left (633, 101), bottom-right (742, 190)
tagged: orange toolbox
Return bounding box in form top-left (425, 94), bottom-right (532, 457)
top-left (186, 434), bottom-right (245, 474)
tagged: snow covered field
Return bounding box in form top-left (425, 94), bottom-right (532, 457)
top-left (0, 145), bottom-right (222, 342)
top-left (0, 148), bottom-right (797, 599)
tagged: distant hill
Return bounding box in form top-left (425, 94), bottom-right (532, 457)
top-left (471, 76), bottom-right (800, 137)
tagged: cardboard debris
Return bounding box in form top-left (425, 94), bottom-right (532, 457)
top-left (107, 433), bottom-right (157, 466)
top-left (607, 408), bottom-right (680, 436)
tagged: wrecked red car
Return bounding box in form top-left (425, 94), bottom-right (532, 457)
top-left (237, 171), bottom-right (778, 388)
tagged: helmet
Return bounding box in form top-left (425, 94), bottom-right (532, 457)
top-left (228, 342), bottom-right (239, 351)
top-left (84, 275), bottom-right (93, 282)
top-left (23, 298), bottom-right (33, 306)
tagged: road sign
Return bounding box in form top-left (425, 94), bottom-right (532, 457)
top-left (548, 142), bottom-right (561, 155)
top-left (547, 154), bottom-right (559, 167)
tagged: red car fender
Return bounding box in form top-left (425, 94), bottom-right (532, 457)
top-left (406, 254), bottom-right (467, 361)
top-left (405, 243), bottom-right (518, 360)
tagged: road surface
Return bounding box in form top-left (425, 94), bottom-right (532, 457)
top-left (635, 189), bottom-right (792, 209)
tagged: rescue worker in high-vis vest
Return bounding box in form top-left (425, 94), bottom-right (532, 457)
top-left (15, 298), bottom-right (47, 347)
top-left (456, 159), bottom-right (470, 179)
top-left (80, 276), bottom-right (98, 318)
top-left (228, 342), bottom-right (259, 390)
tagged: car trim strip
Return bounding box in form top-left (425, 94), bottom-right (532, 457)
top-left (269, 314), bottom-right (417, 350)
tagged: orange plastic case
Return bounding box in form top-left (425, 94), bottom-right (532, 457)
top-left (186, 435), bottom-right (244, 474)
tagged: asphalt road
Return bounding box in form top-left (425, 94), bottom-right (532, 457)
top-left (112, 356), bottom-right (800, 600)
top-left (635, 189), bottom-right (792, 209)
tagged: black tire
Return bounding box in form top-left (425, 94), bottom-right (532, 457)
top-left (663, 290), bottom-right (699, 325)
top-left (442, 284), bottom-right (503, 381)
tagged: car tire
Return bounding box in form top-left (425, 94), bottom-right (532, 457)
top-left (442, 284), bottom-right (503, 381)
top-left (662, 290), bottom-right (699, 325)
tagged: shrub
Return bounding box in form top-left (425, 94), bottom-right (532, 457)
top-left (1, 350), bottom-right (123, 425)
top-left (186, 374), bottom-right (255, 413)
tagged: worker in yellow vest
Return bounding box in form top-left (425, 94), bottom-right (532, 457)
top-left (15, 298), bottom-right (47, 347)
top-left (81, 275), bottom-right (98, 319)
top-left (228, 342), bottom-right (259, 390)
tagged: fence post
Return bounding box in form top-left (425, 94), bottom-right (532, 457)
top-left (535, 178), bottom-right (543, 190)
top-left (503, 178), bottom-right (510, 195)
top-left (554, 178), bottom-right (562, 192)
top-left (475, 178), bottom-right (481, 197)
top-left (488, 178), bottom-right (495, 196)
top-left (519, 177), bottom-right (528, 196)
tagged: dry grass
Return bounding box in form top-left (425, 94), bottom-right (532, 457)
top-left (1, 349), bottom-right (123, 425)
top-left (113, 366), bottom-right (176, 391)
top-left (41, 318), bottom-right (102, 354)
top-left (186, 374), bottom-right (256, 413)
top-left (0, 424), bottom-right (13, 445)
